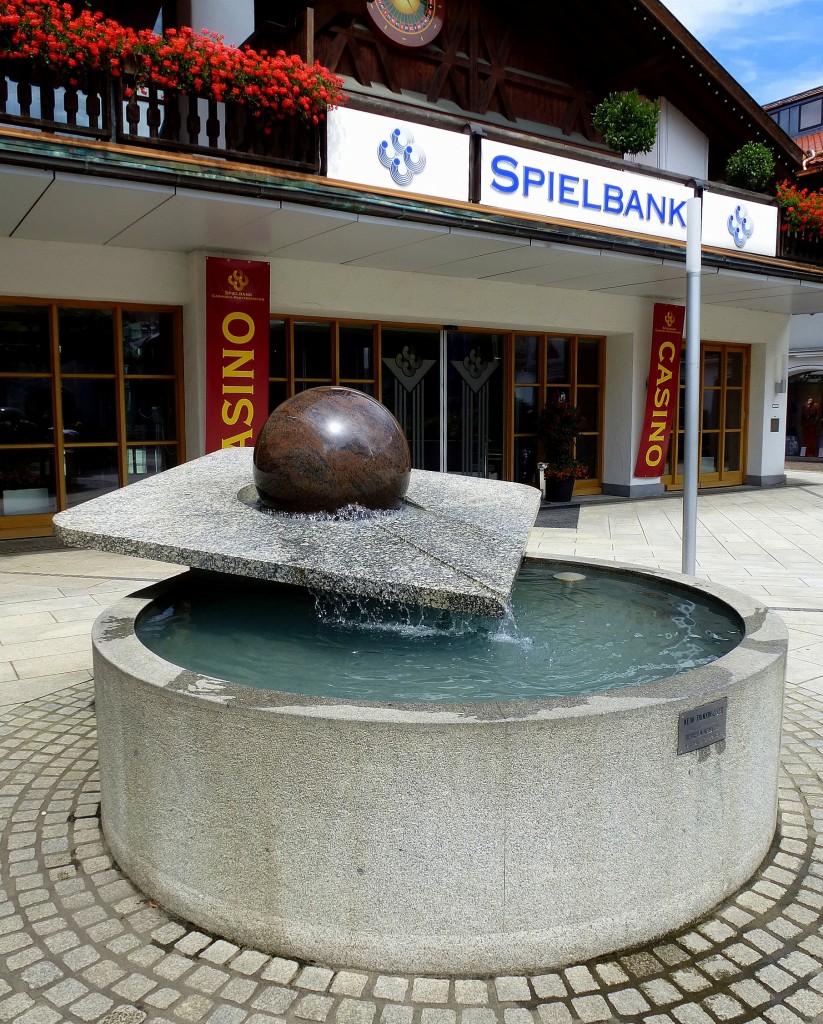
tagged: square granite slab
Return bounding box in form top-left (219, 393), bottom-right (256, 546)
top-left (53, 448), bottom-right (541, 616)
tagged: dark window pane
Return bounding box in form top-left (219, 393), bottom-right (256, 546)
top-left (65, 447), bottom-right (119, 507)
top-left (293, 321), bottom-right (331, 380)
top-left (381, 329), bottom-right (440, 472)
top-left (124, 380), bottom-right (176, 442)
top-left (799, 99), bottom-right (822, 131)
top-left (724, 433), bottom-right (741, 473)
top-left (127, 445), bottom-right (178, 482)
top-left (701, 432), bottom-right (719, 473)
top-left (61, 380), bottom-right (117, 442)
top-left (0, 380), bottom-right (53, 441)
top-left (344, 382), bottom-right (374, 396)
top-left (726, 352), bottom-right (744, 387)
top-left (702, 390), bottom-right (721, 430)
top-left (58, 308), bottom-right (115, 374)
top-left (268, 381), bottom-right (288, 412)
top-left (515, 336), bottom-right (538, 384)
top-left (546, 337), bottom-right (570, 383)
top-left (577, 339), bottom-right (600, 385)
top-left (269, 320), bottom-right (287, 379)
top-left (514, 437), bottom-right (537, 486)
top-left (0, 305), bottom-right (51, 373)
top-left (703, 351), bottom-right (721, 387)
top-left (576, 387), bottom-right (599, 433)
top-left (725, 390), bottom-right (742, 429)
top-left (339, 325), bottom-right (374, 380)
top-left (0, 448), bottom-right (56, 515)
top-left (514, 387), bottom-right (538, 433)
top-left (122, 311), bottom-right (175, 375)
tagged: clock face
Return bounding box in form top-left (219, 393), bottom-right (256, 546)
top-left (367, 0), bottom-right (444, 48)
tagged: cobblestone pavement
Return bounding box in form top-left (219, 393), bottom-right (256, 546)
top-left (3, 469), bottom-right (823, 1024)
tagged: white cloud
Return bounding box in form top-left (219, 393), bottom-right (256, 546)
top-left (660, 0), bottom-right (800, 40)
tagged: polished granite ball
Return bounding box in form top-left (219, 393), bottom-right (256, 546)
top-left (253, 387), bottom-right (411, 514)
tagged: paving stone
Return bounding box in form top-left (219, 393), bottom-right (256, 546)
top-left (20, 960), bottom-right (64, 988)
top-left (187, 965), bottom-right (231, 996)
top-left (779, 949), bottom-right (820, 977)
top-left (69, 992), bottom-right (115, 1021)
top-left (569, 995), bottom-right (611, 1022)
top-left (251, 987), bottom-right (298, 1015)
top-left (373, 978), bottom-right (409, 1002)
top-left (203, 1007), bottom-right (247, 1024)
top-left (728, 978), bottom-right (772, 1008)
top-left (172, 993), bottom-right (215, 1021)
top-left (785, 988), bottom-right (823, 1016)
top-left (260, 958), bottom-right (299, 985)
top-left (155, 953), bottom-right (195, 981)
top-left (421, 1011), bottom-right (457, 1024)
top-left (296, 967), bottom-right (336, 992)
top-left (700, 993), bottom-right (745, 1020)
top-left (454, 981), bottom-right (489, 1006)
top-left (640, 979), bottom-right (682, 1007)
top-left (175, 932), bottom-right (214, 957)
top-left (330, 972), bottom-right (369, 998)
top-left (294, 995), bottom-right (335, 1022)
top-left (592, 961), bottom-right (628, 986)
top-left (110, 973), bottom-right (157, 1001)
top-left (494, 977), bottom-right (531, 1002)
top-left (607, 988), bottom-right (651, 1015)
top-left (530, 975), bottom-right (566, 1000)
top-left (671, 1005), bottom-right (715, 1024)
top-left (145, 989), bottom-right (183, 1010)
top-left (411, 979), bottom-right (449, 1004)
top-left (621, 952), bottom-right (663, 977)
top-left (380, 1007), bottom-right (413, 1024)
top-left (201, 941), bottom-right (241, 965)
top-left (336, 1000), bottom-right (377, 1024)
top-left (218, 977), bottom-right (258, 1006)
top-left (562, 967), bottom-right (597, 995)
top-left (501, 1010), bottom-right (532, 1024)
top-left (535, 1006), bottom-right (572, 1024)
top-left (756, 964), bottom-right (797, 993)
top-left (42, 977), bottom-right (89, 1006)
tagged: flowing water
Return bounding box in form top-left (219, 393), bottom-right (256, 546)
top-left (136, 562), bottom-right (743, 703)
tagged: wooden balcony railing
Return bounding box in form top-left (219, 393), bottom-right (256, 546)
top-left (779, 221), bottom-right (823, 266)
top-left (0, 58), bottom-right (322, 174)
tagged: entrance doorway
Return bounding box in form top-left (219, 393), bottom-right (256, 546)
top-left (664, 343), bottom-right (749, 488)
top-left (381, 328), bottom-right (505, 478)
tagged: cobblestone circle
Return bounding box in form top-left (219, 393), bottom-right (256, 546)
top-left (3, 681), bottom-right (823, 1024)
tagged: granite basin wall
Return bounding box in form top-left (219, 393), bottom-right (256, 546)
top-left (92, 556), bottom-right (787, 974)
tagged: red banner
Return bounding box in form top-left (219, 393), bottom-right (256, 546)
top-left (634, 303), bottom-right (686, 478)
top-left (205, 257), bottom-right (271, 453)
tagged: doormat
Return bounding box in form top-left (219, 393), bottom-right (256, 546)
top-left (534, 504), bottom-right (581, 529)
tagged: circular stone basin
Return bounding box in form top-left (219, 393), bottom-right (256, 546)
top-left (92, 556), bottom-right (787, 974)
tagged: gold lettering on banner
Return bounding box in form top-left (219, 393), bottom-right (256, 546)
top-left (220, 312), bottom-right (256, 448)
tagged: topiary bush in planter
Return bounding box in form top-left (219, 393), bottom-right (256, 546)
top-left (725, 142), bottom-right (776, 193)
top-left (592, 89), bottom-right (660, 156)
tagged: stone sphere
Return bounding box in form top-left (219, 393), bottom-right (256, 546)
top-left (253, 387), bottom-right (411, 514)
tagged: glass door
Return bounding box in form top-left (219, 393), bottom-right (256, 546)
top-left (380, 328), bottom-right (504, 478)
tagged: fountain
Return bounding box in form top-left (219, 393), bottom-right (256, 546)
top-left (53, 387), bottom-right (786, 975)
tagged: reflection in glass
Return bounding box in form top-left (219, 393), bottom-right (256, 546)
top-left (61, 380), bottom-right (117, 442)
top-left (294, 322), bottom-right (331, 380)
top-left (58, 308), bottom-right (115, 374)
top-left (0, 448), bottom-right (56, 516)
top-left (726, 352), bottom-right (744, 387)
top-left (343, 382), bottom-right (374, 396)
top-left (576, 388), bottom-right (599, 433)
top-left (122, 311), bottom-right (175, 375)
top-left (65, 447), bottom-right (119, 507)
top-left (546, 337), bottom-right (570, 383)
top-left (127, 445), bottom-right (178, 483)
top-left (124, 380), bottom-right (176, 442)
top-left (339, 325), bottom-right (374, 381)
top-left (702, 390), bottom-right (720, 431)
top-left (514, 438), bottom-right (536, 486)
top-left (515, 336), bottom-right (538, 383)
top-left (269, 320), bottom-right (287, 379)
top-left (514, 387), bottom-right (538, 433)
top-left (0, 305), bottom-right (51, 374)
top-left (577, 339), bottom-right (600, 385)
top-left (0, 380), bottom-right (53, 442)
top-left (724, 433), bottom-right (741, 472)
top-left (576, 435), bottom-right (597, 479)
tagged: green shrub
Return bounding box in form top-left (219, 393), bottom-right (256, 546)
top-left (592, 89), bottom-right (660, 155)
top-left (725, 142), bottom-right (776, 193)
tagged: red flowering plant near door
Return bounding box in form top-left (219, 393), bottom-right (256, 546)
top-left (0, 0), bottom-right (345, 125)
top-left (775, 180), bottom-right (823, 241)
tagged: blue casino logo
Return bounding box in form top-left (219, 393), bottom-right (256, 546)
top-left (727, 204), bottom-right (754, 249)
top-left (377, 126), bottom-right (426, 187)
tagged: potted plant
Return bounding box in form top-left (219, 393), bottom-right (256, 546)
top-left (592, 89), bottom-right (660, 156)
top-left (725, 142), bottom-right (775, 193)
top-left (536, 394), bottom-right (588, 502)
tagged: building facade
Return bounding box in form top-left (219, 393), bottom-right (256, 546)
top-left (1, 0), bottom-right (822, 538)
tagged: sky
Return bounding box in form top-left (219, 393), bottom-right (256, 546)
top-left (660, 0), bottom-right (823, 105)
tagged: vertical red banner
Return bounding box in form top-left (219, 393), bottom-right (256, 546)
top-left (205, 257), bottom-right (271, 453)
top-left (634, 303), bottom-right (686, 478)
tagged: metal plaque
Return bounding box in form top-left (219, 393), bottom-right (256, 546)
top-left (677, 697), bottom-right (728, 755)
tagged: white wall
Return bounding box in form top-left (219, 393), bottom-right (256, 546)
top-left (627, 99), bottom-right (709, 180)
top-left (181, 0), bottom-right (254, 46)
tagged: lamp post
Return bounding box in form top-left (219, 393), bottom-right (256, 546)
top-left (682, 188), bottom-right (705, 576)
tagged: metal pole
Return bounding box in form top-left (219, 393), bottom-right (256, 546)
top-left (682, 193), bottom-right (703, 575)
